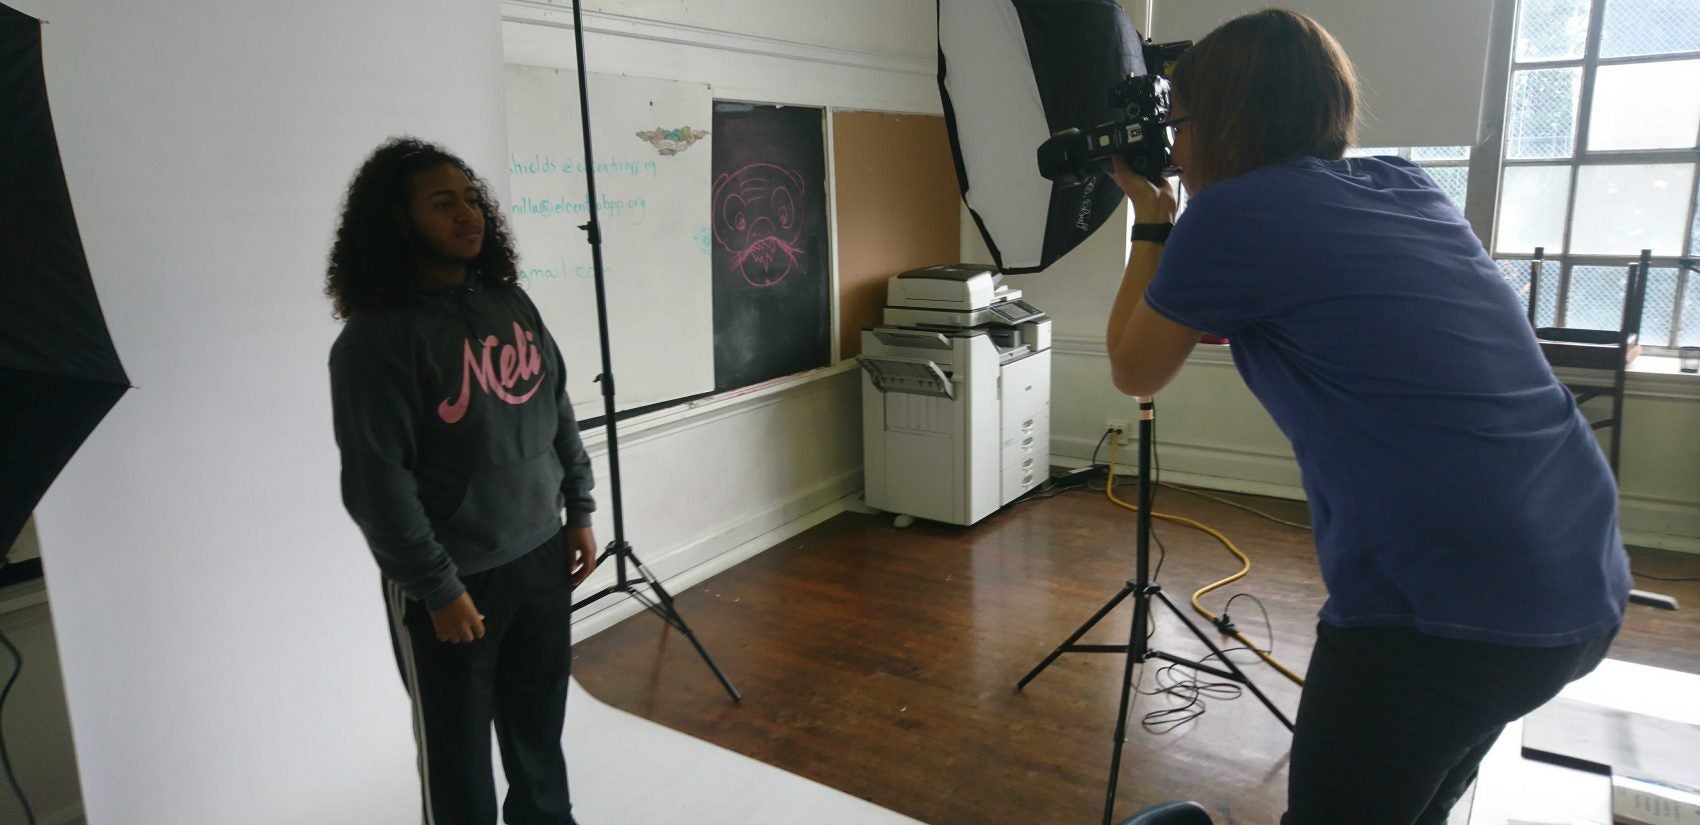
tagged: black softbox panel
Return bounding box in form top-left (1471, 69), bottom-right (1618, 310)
top-left (939, 0), bottom-right (1145, 273)
top-left (1, 4), bottom-right (129, 555)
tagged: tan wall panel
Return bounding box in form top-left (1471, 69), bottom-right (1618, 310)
top-left (832, 112), bottom-right (961, 358)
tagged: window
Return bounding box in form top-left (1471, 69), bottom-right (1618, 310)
top-left (1345, 146), bottom-right (1473, 214)
top-left (1492, 0), bottom-right (1700, 350)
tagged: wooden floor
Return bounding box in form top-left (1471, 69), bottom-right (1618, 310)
top-left (572, 483), bottom-right (1700, 825)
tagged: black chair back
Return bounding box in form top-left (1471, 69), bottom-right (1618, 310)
top-left (1118, 800), bottom-right (1214, 825)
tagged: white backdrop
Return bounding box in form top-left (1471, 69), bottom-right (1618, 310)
top-left (17, 0), bottom-right (946, 821)
top-left (504, 65), bottom-right (715, 418)
top-left (20, 1), bottom-right (506, 822)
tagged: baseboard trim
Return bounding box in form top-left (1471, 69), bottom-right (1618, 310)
top-left (38, 802), bottom-right (84, 825)
top-left (1053, 432), bottom-right (1303, 491)
top-left (1618, 496), bottom-right (1700, 555)
top-left (1050, 439), bottom-right (1699, 556)
top-left (578, 363), bottom-right (858, 456)
top-left (1049, 452), bottom-right (1307, 503)
top-left (571, 468), bottom-right (865, 639)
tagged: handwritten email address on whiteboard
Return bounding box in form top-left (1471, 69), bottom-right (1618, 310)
top-left (503, 65), bottom-right (714, 419)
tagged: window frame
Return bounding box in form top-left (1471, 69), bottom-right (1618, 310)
top-left (1480, 0), bottom-right (1700, 352)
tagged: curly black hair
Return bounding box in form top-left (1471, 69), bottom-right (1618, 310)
top-left (325, 137), bottom-right (520, 319)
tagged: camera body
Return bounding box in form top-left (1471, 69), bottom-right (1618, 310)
top-left (1036, 40), bottom-right (1190, 186)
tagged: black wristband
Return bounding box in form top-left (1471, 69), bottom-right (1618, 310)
top-left (1131, 223), bottom-right (1173, 244)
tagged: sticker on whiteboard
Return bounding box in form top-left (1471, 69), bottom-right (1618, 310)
top-left (635, 126), bottom-right (709, 156)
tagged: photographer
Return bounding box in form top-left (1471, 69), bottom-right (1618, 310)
top-left (1105, 10), bottom-right (1631, 825)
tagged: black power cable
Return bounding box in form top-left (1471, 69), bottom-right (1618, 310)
top-left (0, 556), bottom-right (37, 825)
top-left (1089, 428), bottom-right (1112, 468)
top-left (0, 632), bottom-right (30, 825)
top-left (1133, 593), bottom-right (1279, 735)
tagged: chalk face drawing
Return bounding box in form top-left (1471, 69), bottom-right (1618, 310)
top-left (635, 126), bottom-right (709, 156)
top-left (712, 163), bottom-right (806, 288)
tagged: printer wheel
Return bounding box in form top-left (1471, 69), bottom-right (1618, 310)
top-left (893, 514), bottom-right (916, 529)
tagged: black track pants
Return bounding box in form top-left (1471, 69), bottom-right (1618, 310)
top-left (1282, 620), bottom-right (1617, 825)
top-left (384, 531), bottom-right (576, 825)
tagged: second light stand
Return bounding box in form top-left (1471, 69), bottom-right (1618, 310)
top-left (563, 0), bottom-right (739, 703)
top-left (1015, 396), bottom-right (1291, 825)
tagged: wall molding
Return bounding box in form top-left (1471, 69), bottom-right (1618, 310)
top-left (1052, 335), bottom-right (1104, 358)
top-left (571, 469), bottom-right (864, 639)
top-left (501, 1), bottom-right (934, 77)
top-left (1053, 432), bottom-right (1304, 495)
top-left (38, 803), bottom-right (84, 825)
top-left (1054, 432), bottom-right (1698, 554)
top-left (1055, 334), bottom-right (1700, 400)
top-left (578, 363), bottom-right (858, 456)
top-left (0, 580), bottom-right (47, 617)
top-left (1050, 338), bottom-right (1699, 554)
top-left (1617, 495), bottom-right (1700, 554)
top-left (1552, 364), bottom-right (1700, 402)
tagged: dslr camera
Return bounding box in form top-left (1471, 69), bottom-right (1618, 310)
top-left (1036, 40), bottom-right (1190, 185)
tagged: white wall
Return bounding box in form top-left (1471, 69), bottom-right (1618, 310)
top-left (508, 1), bottom-right (939, 114)
top-left (561, 0), bottom-right (935, 60)
top-left (18, 1), bottom-right (934, 822)
top-left (1149, 0), bottom-right (1497, 148)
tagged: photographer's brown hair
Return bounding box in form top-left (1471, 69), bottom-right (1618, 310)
top-left (1170, 8), bottom-right (1359, 189)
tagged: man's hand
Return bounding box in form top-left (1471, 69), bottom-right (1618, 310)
top-left (1111, 156), bottom-right (1178, 225)
top-left (429, 593), bottom-right (485, 644)
top-left (566, 526), bottom-right (598, 587)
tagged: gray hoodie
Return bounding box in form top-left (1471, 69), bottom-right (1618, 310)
top-left (330, 278), bottom-right (595, 610)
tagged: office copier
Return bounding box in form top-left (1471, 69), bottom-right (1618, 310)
top-left (857, 264), bottom-right (1052, 526)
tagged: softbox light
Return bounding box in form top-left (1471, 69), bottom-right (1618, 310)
top-left (1, 3), bottom-right (130, 554)
top-left (939, 0), bottom-right (1145, 274)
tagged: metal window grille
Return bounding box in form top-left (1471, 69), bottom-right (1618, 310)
top-left (1493, 0), bottom-right (1700, 350)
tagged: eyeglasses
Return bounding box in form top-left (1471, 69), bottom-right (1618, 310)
top-left (1161, 115), bottom-right (1189, 147)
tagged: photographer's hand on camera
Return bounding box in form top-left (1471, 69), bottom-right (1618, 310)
top-left (1111, 155), bottom-right (1177, 225)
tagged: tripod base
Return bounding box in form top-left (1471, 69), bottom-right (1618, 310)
top-left (1019, 579), bottom-right (1292, 825)
top-left (575, 541), bottom-right (742, 703)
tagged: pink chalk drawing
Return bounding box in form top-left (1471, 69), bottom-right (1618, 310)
top-left (712, 163), bottom-right (806, 288)
top-left (635, 126), bottom-right (709, 156)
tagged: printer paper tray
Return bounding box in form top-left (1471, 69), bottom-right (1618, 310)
top-left (856, 355), bottom-right (954, 399)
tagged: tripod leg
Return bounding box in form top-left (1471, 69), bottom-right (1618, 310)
top-left (1102, 585), bottom-right (1152, 825)
top-left (1017, 584), bottom-right (1137, 690)
top-left (1153, 590), bottom-right (1293, 731)
top-left (624, 544), bottom-right (743, 703)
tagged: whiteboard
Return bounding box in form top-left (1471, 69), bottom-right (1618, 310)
top-left (503, 65), bottom-right (715, 419)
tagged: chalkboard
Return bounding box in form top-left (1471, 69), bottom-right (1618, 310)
top-left (711, 102), bottom-right (831, 392)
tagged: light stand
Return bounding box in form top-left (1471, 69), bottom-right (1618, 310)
top-left (563, 0), bottom-right (740, 703)
top-left (1015, 397), bottom-right (1291, 825)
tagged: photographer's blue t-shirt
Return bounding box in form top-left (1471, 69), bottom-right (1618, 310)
top-left (1144, 156), bottom-right (1629, 647)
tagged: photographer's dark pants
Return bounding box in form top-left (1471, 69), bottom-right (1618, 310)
top-left (1281, 620), bottom-right (1617, 825)
top-left (384, 532), bottom-right (576, 825)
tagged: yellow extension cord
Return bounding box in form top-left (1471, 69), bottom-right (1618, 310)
top-left (1105, 437), bottom-right (1306, 686)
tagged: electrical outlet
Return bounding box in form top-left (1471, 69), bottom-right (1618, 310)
top-left (1105, 418), bottom-right (1134, 446)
